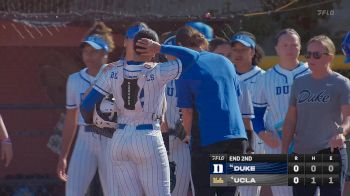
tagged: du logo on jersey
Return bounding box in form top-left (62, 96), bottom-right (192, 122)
top-left (276, 85), bottom-right (290, 95)
top-left (212, 164), bottom-right (224, 174)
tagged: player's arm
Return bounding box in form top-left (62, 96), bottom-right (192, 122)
top-left (238, 82), bottom-right (255, 152)
top-left (282, 106), bottom-right (297, 154)
top-left (136, 38), bottom-right (199, 71)
top-left (328, 79), bottom-right (350, 152)
top-left (181, 108), bottom-right (193, 144)
top-left (339, 105), bottom-right (350, 136)
top-left (80, 70), bottom-right (112, 124)
top-left (0, 114), bottom-right (13, 167)
top-left (80, 89), bottom-right (105, 124)
top-left (161, 115), bottom-right (169, 133)
top-left (328, 104), bottom-right (350, 152)
top-left (176, 78), bottom-right (193, 144)
top-left (57, 75), bottom-right (80, 181)
top-left (57, 108), bottom-right (78, 181)
top-left (252, 74), bottom-right (280, 148)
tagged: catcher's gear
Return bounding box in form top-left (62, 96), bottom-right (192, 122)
top-left (169, 119), bottom-right (186, 140)
top-left (93, 94), bottom-right (118, 129)
top-left (169, 161), bottom-right (176, 193)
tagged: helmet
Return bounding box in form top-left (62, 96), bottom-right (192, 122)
top-left (93, 94), bottom-right (118, 129)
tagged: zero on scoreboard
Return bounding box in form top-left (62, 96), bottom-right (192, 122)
top-left (209, 154), bottom-right (340, 187)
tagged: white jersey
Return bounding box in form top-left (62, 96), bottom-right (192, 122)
top-left (165, 80), bottom-right (181, 129)
top-left (237, 66), bottom-right (265, 93)
top-left (94, 59), bottom-right (182, 125)
top-left (253, 63), bottom-right (310, 131)
top-left (66, 66), bottom-right (106, 125)
top-left (237, 66), bottom-right (264, 119)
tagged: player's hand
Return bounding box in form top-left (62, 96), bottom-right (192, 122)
top-left (57, 157), bottom-right (68, 181)
top-left (136, 38), bottom-right (161, 56)
top-left (1, 142), bottom-right (13, 167)
top-left (328, 133), bottom-right (345, 153)
top-left (182, 135), bottom-right (191, 144)
top-left (258, 131), bottom-right (280, 148)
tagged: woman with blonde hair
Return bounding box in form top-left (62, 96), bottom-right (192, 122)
top-left (283, 35), bottom-right (350, 196)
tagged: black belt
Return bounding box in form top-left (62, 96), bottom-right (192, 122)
top-left (85, 125), bottom-right (115, 138)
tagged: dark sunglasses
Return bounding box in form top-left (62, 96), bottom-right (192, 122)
top-left (305, 51), bottom-right (329, 59)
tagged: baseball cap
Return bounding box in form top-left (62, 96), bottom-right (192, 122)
top-left (230, 34), bottom-right (256, 49)
top-left (81, 35), bottom-right (109, 53)
top-left (341, 32), bottom-right (350, 64)
top-left (125, 23), bottom-right (148, 39)
top-left (185, 21), bottom-right (213, 41)
top-left (163, 35), bottom-right (177, 46)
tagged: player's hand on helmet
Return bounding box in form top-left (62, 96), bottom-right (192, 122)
top-left (258, 131), bottom-right (280, 148)
top-left (136, 38), bottom-right (161, 56)
top-left (1, 141), bottom-right (13, 167)
top-left (57, 157), bottom-right (68, 181)
top-left (328, 133), bottom-right (345, 153)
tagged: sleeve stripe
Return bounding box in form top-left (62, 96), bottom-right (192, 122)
top-left (175, 58), bottom-right (182, 79)
top-left (94, 85), bottom-right (109, 95)
top-left (253, 102), bottom-right (267, 106)
top-left (66, 104), bottom-right (77, 107)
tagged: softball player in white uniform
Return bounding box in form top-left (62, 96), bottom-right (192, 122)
top-left (165, 80), bottom-right (192, 196)
top-left (56, 28), bottom-right (117, 196)
top-left (238, 66), bottom-right (265, 153)
top-left (85, 56), bottom-right (183, 196)
top-left (252, 29), bottom-right (310, 196)
top-left (64, 66), bottom-right (112, 196)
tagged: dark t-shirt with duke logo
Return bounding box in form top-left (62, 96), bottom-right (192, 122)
top-left (290, 72), bottom-right (350, 153)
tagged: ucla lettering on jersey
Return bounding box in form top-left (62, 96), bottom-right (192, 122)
top-left (94, 59), bottom-right (182, 125)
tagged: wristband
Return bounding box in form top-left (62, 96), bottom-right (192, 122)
top-left (1, 137), bottom-right (12, 144)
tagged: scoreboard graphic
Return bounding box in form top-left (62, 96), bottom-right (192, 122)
top-left (210, 154), bottom-right (340, 186)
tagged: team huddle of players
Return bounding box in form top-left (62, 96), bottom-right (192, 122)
top-left (56, 20), bottom-right (350, 196)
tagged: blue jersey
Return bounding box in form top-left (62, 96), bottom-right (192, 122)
top-left (161, 47), bottom-right (247, 146)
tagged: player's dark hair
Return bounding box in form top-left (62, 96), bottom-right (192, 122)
top-left (85, 21), bottom-right (115, 53)
top-left (133, 28), bottom-right (159, 55)
top-left (160, 31), bottom-right (175, 44)
top-left (232, 31), bottom-right (265, 66)
top-left (209, 37), bottom-right (229, 52)
top-left (274, 28), bottom-right (301, 46)
top-left (175, 26), bottom-right (208, 50)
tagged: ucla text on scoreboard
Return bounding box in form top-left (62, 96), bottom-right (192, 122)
top-left (209, 154), bottom-right (340, 187)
